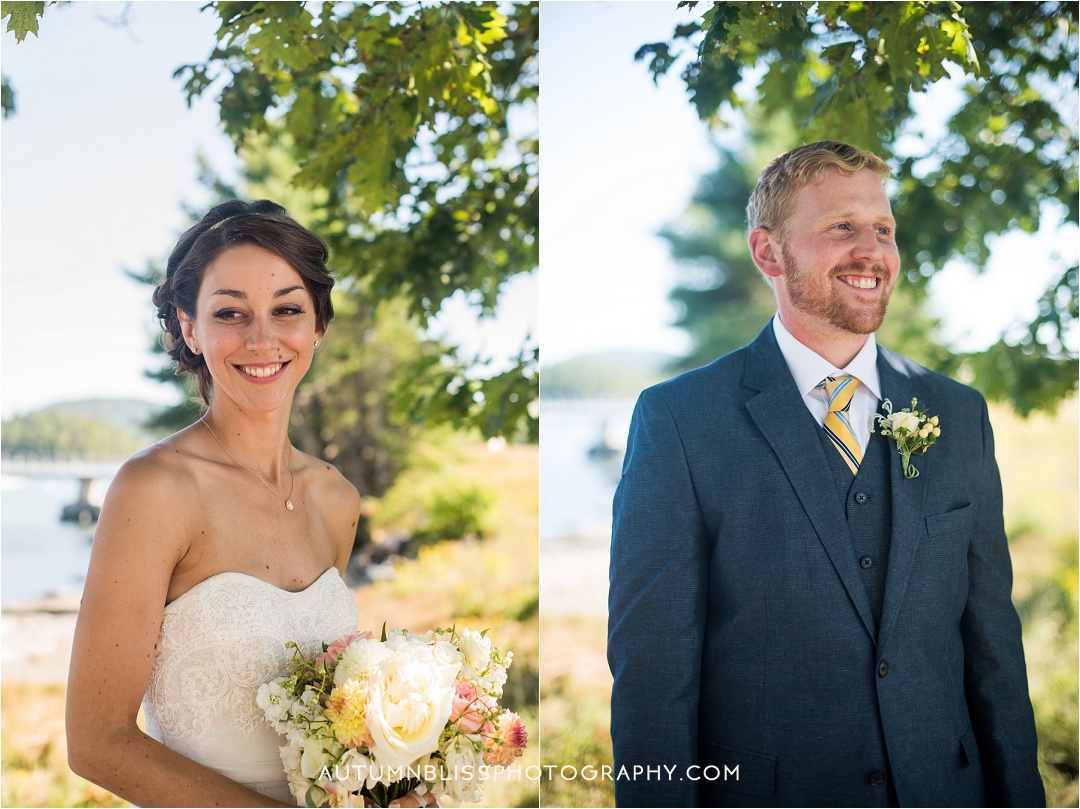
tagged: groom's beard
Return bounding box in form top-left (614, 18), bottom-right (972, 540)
top-left (781, 246), bottom-right (894, 335)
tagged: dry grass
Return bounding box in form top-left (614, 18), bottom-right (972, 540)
top-left (538, 617), bottom-right (614, 808)
top-left (1, 684), bottom-right (125, 807)
top-left (991, 400), bottom-right (1080, 808)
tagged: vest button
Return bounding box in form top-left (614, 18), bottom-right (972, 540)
top-left (869, 771), bottom-right (887, 787)
top-left (854, 491), bottom-right (869, 504)
top-left (878, 660), bottom-right (890, 677)
top-left (860, 556), bottom-right (873, 569)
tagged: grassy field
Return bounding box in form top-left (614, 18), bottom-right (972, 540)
top-left (539, 399), bottom-right (1079, 808)
top-left (1, 441), bottom-right (540, 809)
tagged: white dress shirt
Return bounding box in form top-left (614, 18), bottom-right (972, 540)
top-left (771, 315), bottom-right (882, 453)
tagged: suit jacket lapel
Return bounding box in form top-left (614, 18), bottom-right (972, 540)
top-left (875, 349), bottom-right (930, 656)
top-left (743, 324), bottom-right (877, 641)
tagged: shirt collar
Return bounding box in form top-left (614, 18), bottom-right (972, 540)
top-left (771, 314), bottom-right (882, 401)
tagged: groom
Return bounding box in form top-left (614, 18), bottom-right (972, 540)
top-left (607, 141), bottom-right (1044, 807)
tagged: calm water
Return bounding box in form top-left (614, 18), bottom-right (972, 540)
top-left (0, 402), bottom-right (632, 605)
top-left (0, 475), bottom-right (110, 606)
top-left (539, 398), bottom-right (634, 541)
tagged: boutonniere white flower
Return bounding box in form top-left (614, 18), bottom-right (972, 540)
top-left (872, 398), bottom-right (941, 480)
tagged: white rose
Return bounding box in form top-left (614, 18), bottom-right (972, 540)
top-left (335, 638), bottom-right (393, 687)
top-left (279, 740), bottom-right (311, 804)
top-left (459, 628), bottom-right (492, 674)
top-left (327, 791), bottom-right (365, 808)
top-left (365, 648), bottom-right (456, 771)
top-left (333, 748), bottom-right (376, 793)
top-left (384, 637), bottom-right (460, 688)
top-left (280, 739), bottom-right (303, 772)
top-left (300, 739), bottom-right (337, 780)
top-left (412, 753), bottom-right (449, 799)
top-left (383, 629), bottom-right (427, 652)
top-left (887, 411), bottom-right (917, 433)
top-left (424, 629), bottom-right (455, 644)
top-left (432, 640), bottom-right (465, 671)
top-left (442, 738), bottom-right (483, 803)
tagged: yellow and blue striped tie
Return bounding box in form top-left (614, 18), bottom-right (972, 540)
top-left (818, 375), bottom-right (862, 475)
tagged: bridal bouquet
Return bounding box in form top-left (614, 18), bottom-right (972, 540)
top-left (257, 625), bottom-right (527, 807)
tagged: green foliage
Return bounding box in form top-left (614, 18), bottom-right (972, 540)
top-left (291, 290), bottom-right (439, 504)
top-left (1, 74), bottom-right (15, 118)
top-left (393, 338), bottom-right (538, 442)
top-left (174, 1), bottom-right (539, 437)
top-left (1, 1), bottom-right (45, 42)
top-left (374, 465), bottom-right (495, 545)
top-left (421, 478), bottom-right (494, 541)
top-left (662, 133), bottom-right (787, 367)
top-left (646, 2), bottom-right (1078, 413)
top-left (1, 410), bottom-right (144, 460)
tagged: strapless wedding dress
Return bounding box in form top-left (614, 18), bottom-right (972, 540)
top-left (142, 567), bottom-right (358, 805)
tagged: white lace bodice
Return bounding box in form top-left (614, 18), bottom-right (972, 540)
top-left (142, 567), bottom-right (358, 804)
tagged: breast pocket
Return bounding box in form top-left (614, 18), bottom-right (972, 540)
top-left (924, 503), bottom-right (974, 539)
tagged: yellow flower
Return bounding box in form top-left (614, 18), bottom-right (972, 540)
top-left (325, 679), bottom-right (371, 748)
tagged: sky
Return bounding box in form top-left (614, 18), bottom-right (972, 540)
top-left (541, 1), bottom-right (711, 366)
top-left (2, 1), bottom-right (1076, 417)
top-left (2, 2), bottom-right (239, 416)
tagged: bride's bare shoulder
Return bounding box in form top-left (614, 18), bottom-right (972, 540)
top-left (104, 426), bottom-right (207, 511)
top-left (296, 451), bottom-right (361, 559)
top-left (90, 425), bottom-right (212, 569)
top-left (298, 451), bottom-right (360, 507)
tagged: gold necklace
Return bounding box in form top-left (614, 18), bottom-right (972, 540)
top-left (201, 419), bottom-right (296, 511)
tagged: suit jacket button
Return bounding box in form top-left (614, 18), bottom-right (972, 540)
top-left (869, 771), bottom-right (887, 787)
top-left (854, 491), bottom-right (868, 504)
top-left (860, 556), bottom-right (873, 569)
top-left (878, 660), bottom-right (890, 677)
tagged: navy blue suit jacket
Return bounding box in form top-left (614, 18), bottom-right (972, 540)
top-left (607, 323), bottom-right (1044, 807)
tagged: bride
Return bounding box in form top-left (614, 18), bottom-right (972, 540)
top-left (66, 200), bottom-right (362, 806)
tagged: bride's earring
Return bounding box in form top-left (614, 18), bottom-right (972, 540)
top-left (314, 341), bottom-right (320, 348)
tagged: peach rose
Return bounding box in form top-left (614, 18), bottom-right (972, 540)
top-left (449, 680), bottom-right (496, 733)
top-left (318, 630), bottom-right (373, 669)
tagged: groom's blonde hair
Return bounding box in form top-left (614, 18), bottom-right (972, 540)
top-left (747, 141), bottom-right (890, 241)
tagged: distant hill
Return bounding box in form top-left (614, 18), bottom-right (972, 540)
top-left (542, 351), bottom-right (679, 398)
top-left (2, 406), bottom-right (154, 460)
top-left (39, 398), bottom-right (164, 440)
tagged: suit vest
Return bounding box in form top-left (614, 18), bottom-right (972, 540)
top-left (818, 427), bottom-right (893, 629)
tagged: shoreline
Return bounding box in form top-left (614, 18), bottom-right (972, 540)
top-left (540, 528), bottom-right (610, 618)
top-left (2, 527), bottom-right (608, 686)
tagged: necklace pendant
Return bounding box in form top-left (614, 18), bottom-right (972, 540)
top-left (285, 500), bottom-right (294, 511)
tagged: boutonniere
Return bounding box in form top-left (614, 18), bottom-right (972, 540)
top-left (872, 398), bottom-right (941, 479)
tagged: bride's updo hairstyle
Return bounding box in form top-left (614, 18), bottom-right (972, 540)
top-left (153, 199), bottom-right (335, 404)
